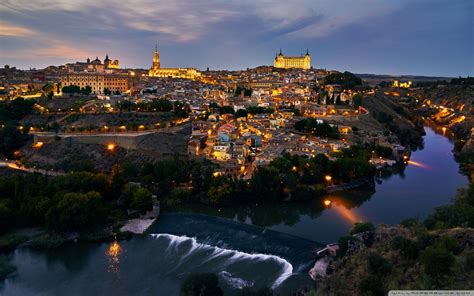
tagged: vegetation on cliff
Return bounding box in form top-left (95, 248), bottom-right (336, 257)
top-left (316, 184), bottom-right (474, 295)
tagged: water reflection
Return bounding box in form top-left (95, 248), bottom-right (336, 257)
top-left (107, 241), bottom-right (122, 274)
top-left (331, 203), bottom-right (363, 224)
top-left (407, 160), bottom-right (430, 169)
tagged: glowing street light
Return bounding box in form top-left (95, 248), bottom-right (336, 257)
top-left (325, 175), bottom-right (332, 182)
top-left (107, 144), bottom-right (116, 151)
top-left (324, 199), bottom-right (332, 207)
top-left (32, 142), bottom-right (44, 148)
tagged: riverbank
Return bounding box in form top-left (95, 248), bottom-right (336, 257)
top-left (120, 200), bottom-right (160, 234)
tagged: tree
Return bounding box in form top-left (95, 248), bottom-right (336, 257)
top-left (103, 88), bottom-right (111, 95)
top-left (174, 102), bottom-right (190, 118)
top-left (180, 273), bottom-right (223, 296)
top-left (294, 119), bottom-right (340, 139)
top-left (0, 124), bottom-right (31, 158)
top-left (42, 83), bottom-right (54, 93)
top-left (324, 71), bottom-right (362, 90)
top-left (131, 187), bottom-right (153, 213)
top-left (336, 235), bottom-right (355, 258)
top-left (219, 106), bottom-right (234, 115)
top-left (0, 97), bottom-right (35, 122)
top-left (0, 201), bottom-right (13, 233)
top-left (81, 85), bottom-right (92, 95)
top-left (353, 94), bottom-right (363, 108)
top-left (235, 109), bottom-right (248, 118)
top-left (62, 85), bottom-right (81, 94)
top-left (207, 183), bottom-right (232, 205)
top-left (45, 191), bottom-right (105, 230)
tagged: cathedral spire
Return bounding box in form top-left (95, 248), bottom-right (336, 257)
top-left (279, 48), bottom-right (282, 55)
top-left (306, 49), bottom-right (309, 56)
top-left (152, 44), bottom-right (160, 69)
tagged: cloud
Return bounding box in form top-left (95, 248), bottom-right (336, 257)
top-left (1, 40), bottom-right (94, 62)
top-left (0, 0), bottom-right (471, 76)
top-left (0, 21), bottom-right (35, 37)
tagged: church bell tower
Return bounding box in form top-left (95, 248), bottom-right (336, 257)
top-left (152, 45), bottom-right (160, 69)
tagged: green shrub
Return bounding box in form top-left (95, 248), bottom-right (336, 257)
top-left (359, 274), bottom-right (383, 296)
top-left (420, 245), bottom-right (455, 285)
top-left (400, 218), bottom-right (420, 228)
top-left (391, 236), bottom-right (421, 259)
top-left (337, 235), bottom-right (356, 258)
top-left (466, 252), bottom-right (474, 269)
top-left (28, 233), bottom-right (66, 249)
top-left (350, 222), bottom-right (375, 235)
top-left (367, 253), bottom-right (392, 275)
top-left (0, 234), bottom-right (28, 253)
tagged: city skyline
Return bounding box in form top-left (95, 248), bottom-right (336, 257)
top-left (0, 0), bottom-right (472, 77)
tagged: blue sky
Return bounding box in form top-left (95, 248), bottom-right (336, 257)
top-left (0, 0), bottom-right (472, 76)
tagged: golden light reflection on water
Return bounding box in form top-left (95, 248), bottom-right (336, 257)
top-left (331, 203), bottom-right (361, 224)
top-left (107, 241), bottom-right (121, 273)
top-left (323, 195), bottom-right (363, 224)
top-left (407, 160), bottom-right (430, 169)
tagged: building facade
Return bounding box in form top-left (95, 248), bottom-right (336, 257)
top-left (273, 49), bottom-right (311, 70)
top-left (148, 46), bottom-right (201, 80)
top-left (61, 73), bottom-right (129, 94)
top-left (65, 54), bottom-right (120, 73)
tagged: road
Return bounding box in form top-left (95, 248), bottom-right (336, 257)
top-left (0, 161), bottom-right (65, 176)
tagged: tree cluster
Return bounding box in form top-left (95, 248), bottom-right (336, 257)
top-left (294, 119), bottom-right (341, 139)
top-left (62, 85), bottom-right (92, 95)
top-left (324, 71), bottom-right (363, 90)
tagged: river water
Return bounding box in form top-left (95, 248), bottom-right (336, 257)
top-left (1, 127), bottom-right (468, 295)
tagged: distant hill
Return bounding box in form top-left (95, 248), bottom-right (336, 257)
top-left (355, 73), bottom-right (454, 86)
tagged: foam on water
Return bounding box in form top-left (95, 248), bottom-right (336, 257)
top-left (151, 233), bottom-right (294, 289)
top-left (219, 271), bottom-right (254, 289)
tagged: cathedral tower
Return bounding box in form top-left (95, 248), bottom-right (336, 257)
top-left (152, 45), bottom-right (160, 69)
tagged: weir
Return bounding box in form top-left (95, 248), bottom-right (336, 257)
top-left (148, 213), bottom-right (323, 272)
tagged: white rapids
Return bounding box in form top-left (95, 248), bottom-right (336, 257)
top-left (151, 233), bottom-right (294, 289)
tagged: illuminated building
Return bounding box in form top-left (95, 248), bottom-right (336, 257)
top-left (104, 54), bottom-right (120, 69)
top-left (61, 73), bottom-right (130, 94)
top-left (392, 80), bottom-right (412, 88)
top-left (148, 46), bottom-right (201, 80)
top-left (66, 55), bottom-right (121, 73)
top-left (273, 49), bottom-right (311, 70)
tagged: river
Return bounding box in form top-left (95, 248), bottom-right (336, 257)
top-left (1, 127), bottom-right (468, 295)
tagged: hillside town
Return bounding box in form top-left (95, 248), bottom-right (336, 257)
top-left (0, 48), bottom-right (426, 182)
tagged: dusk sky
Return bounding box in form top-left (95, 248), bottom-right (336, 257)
top-left (0, 0), bottom-right (472, 76)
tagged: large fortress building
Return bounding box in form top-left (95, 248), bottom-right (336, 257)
top-left (148, 46), bottom-right (201, 80)
top-left (273, 49), bottom-right (311, 70)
